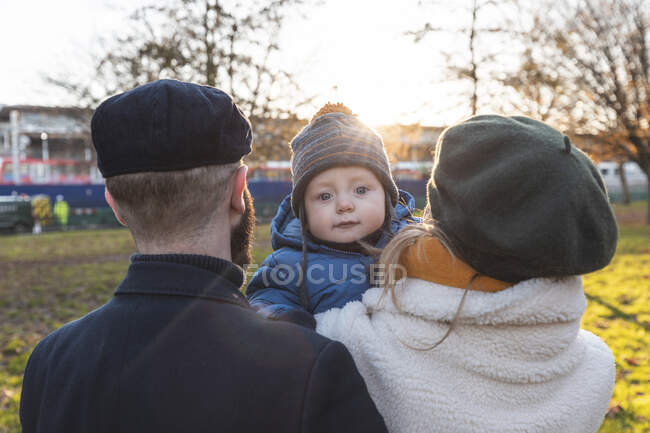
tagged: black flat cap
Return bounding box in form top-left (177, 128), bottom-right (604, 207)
top-left (427, 115), bottom-right (618, 282)
top-left (91, 79), bottom-right (252, 177)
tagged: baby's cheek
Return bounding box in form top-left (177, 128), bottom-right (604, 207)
top-left (307, 210), bottom-right (334, 238)
top-left (371, 214), bottom-right (386, 231)
top-left (364, 207), bottom-right (386, 233)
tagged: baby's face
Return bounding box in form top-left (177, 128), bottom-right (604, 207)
top-left (304, 166), bottom-right (386, 243)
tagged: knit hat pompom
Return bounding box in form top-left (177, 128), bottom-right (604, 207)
top-left (312, 102), bottom-right (355, 121)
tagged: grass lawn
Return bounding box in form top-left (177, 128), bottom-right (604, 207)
top-left (0, 204), bottom-right (648, 432)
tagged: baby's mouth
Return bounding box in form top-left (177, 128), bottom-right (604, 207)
top-left (334, 221), bottom-right (360, 229)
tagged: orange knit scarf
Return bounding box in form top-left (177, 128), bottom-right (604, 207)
top-left (399, 237), bottom-right (512, 293)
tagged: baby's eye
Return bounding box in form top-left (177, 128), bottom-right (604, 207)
top-left (319, 192), bottom-right (332, 201)
top-left (355, 186), bottom-right (369, 195)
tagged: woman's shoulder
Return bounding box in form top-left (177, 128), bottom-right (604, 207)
top-left (316, 299), bottom-right (374, 340)
top-left (578, 329), bottom-right (615, 375)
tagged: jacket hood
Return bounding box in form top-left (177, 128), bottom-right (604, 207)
top-left (270, 190), bottom-right (416, 252)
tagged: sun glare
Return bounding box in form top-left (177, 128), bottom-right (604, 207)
top-left (279, 0), bottom-right (443, 127)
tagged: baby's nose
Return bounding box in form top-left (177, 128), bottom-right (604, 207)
top-left (336, 197), bottom-right (354, 213)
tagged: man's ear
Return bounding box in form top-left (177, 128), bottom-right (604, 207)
top-left (230, 165), bottom-right (248, 216)
top-left (105, 187), bottom-right (128, 227)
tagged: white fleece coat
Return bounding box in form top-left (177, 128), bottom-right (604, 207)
top-left (316, 276), bottom-right (615, 433)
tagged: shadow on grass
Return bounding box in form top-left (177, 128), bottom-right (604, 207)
top-left (586, 293), bottom-right (650, 332)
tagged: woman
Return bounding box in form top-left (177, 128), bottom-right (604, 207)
top-left (316, 115), bottom-right (618, 433)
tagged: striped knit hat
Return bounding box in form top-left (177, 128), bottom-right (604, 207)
top-left (289, 103), bottom-right (399, 217)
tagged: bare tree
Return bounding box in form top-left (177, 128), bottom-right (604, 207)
top-left (46, 0), bottom-right (316, 161)
top-left (408, 0), bottom-right (519, 116)
top-left (504, 0), bottom-right (650, 222)
top-left (499, 42), bottom-right (574, 127)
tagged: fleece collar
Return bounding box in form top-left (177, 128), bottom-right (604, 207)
top-left (364, 276), bottom-right (585, 326)
top-left (362, 276), bottom-right (588, 383)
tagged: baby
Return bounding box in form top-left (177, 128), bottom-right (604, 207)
top-left (246, 103), bottom-right (418, 328)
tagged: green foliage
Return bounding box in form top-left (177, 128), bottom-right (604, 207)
top-left (0, 224), bottom-right (647, 432)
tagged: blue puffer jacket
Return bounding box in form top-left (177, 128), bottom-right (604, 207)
top-left (246, 190), bottom-right (418, 323)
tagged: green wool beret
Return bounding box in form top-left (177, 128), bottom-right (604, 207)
top-left (427, 115), bottom-right (618, 282)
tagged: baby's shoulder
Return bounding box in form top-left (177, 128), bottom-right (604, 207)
top-left (264, 246), bottom-right (302, 266)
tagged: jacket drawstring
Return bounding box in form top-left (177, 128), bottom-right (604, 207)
top-left (298, 205), bottom-right (310, 311)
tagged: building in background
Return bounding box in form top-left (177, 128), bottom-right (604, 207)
top-left (378, 124), bottom-right (445, 162)
top-left (0, 105), bottom-right (93, 162)
top-left (0, 105), bottom-right (645, 209)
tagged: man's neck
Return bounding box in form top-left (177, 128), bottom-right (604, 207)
top-left (134, 225), bottom-right (232, 262)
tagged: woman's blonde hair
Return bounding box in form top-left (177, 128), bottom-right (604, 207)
top-left (375, 213), bottom-right (478, 351)
top-left (377, 219), bottom-right (457, 310)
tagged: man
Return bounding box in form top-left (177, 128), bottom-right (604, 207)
top-left (20, 79), bottom-right (387, 433)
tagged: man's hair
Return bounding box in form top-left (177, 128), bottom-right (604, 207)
top-left (106, 162), bottom-right (241, 242)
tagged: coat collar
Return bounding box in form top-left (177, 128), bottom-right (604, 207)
top-left (115, 254), bottom-right (249, 308)
top-left (361, 276), bottom-right (588, 383)
top-left (364, 275), bottom-right (585, 325)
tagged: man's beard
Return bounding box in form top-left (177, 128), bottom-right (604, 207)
top-left (230, 187), bottom-right (255, 268)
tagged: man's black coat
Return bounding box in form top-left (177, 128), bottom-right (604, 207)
top-left (20, 254), bottom-right (387, 433)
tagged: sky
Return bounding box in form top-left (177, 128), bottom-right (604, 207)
top-left (0, 0), bottom-right (515, 127)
